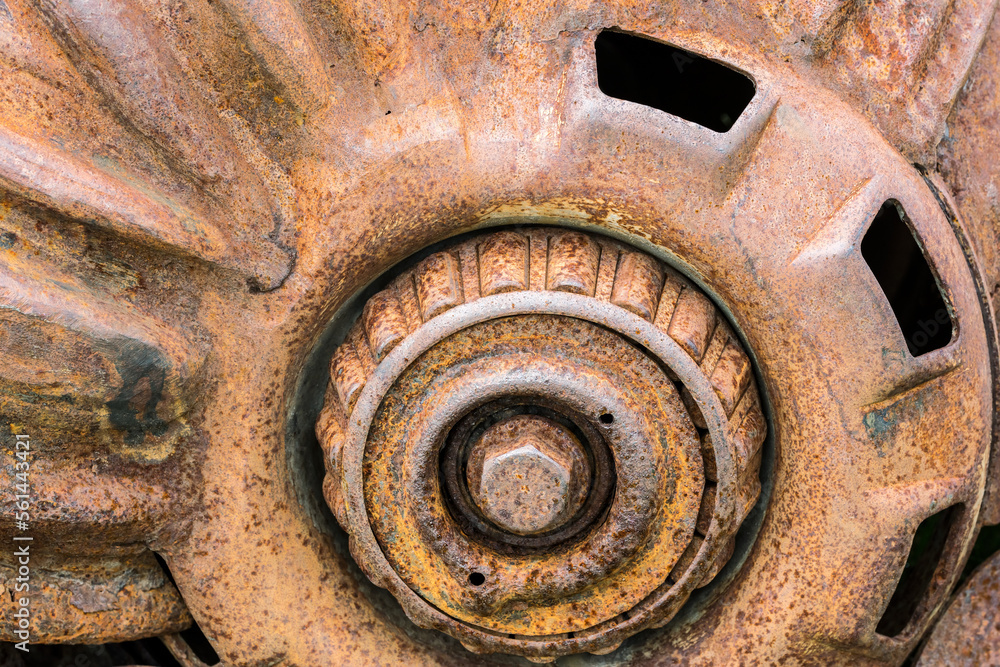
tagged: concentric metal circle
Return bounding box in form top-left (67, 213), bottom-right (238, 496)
top-left (363, 314), bottom-right (703, 636)
top-left (316, 227), bottom-right (767, 659)
top-left (462, 411), bottom-right (593, 538)
top-left (441, 399), bottom-right (615, 549)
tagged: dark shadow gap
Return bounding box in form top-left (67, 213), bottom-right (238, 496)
top-left (0, 640), bottom-right (183, 666)
top-left (876, 504), bottom-right (961, 637)
top-left (595, 30), bottom-right (756, 133)
top-left (177, 626), bottom-right (220, 666)
top-left (154, 553), bottom-right (221, 666)
top-left (861, 201), bottom-right (953, 356)
top-left (958, 523), bottom-right (1000, 586)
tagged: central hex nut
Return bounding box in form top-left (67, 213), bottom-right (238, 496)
top-left (466, 414), bottom-right (592, 536)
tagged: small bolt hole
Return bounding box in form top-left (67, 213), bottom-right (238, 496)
top-left (600, 413), bottom-right (614, 424)
top-left (468, 572), bottom-right (486, 586)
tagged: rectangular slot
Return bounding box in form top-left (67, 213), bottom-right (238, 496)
top-left (876, 504), bottom-right (961, 637)
top-left (861, 201), bottom-right (953, 356)
top-left (594, 30), bottom-right (756, 133)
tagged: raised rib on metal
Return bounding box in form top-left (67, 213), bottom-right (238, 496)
top-left (654, 271), bottom-right (685, 331)
top-left (668, 287), bottom-right (718, 363)
top-left (362, 290), bottom-right (408, 362)
top-left (479, 231), bottom-right (528, 296)
top-left (546, 231), bottom-right (600, 295)
top-left (394, 274), bottom-right (424, 329)
top-left (217, 0), bottom-right (331, 113)
top-left (331, 342), bottom-right (366, 414)
top-left (594, 244), bottom-right (620, 302)
top-left (711, 339), bottom-right (754, 416)
top-left (415, 252), bottom-right (464, 319)
top-left (611, 251), bottom-right (665, 321)
top-left (733, 389), bottom-right (767, 474)
top-left (699, 325), bottom-right (730, 376)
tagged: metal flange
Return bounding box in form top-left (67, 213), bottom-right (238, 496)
top-left (316, 227), bottom-right (766, 660)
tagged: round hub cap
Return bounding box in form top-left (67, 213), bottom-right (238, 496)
top-left (316, 227), bottom-right (768, 660)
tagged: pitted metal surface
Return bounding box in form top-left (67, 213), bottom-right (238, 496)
top-left (464, 413), bottom-right (593, 538)
top-left (917, 550), bottom-right (1000, 666)
top-left (0, 0), bottom-right (998, 665)
top-left (316, 228), bottom-right (766, 659)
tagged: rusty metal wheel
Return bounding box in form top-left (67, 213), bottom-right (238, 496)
top-left (2, 1), bottom-right (1000, 666)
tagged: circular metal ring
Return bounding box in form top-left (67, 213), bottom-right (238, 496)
top-left (316, 227), bottom-right (767, 659)
top-left (440, 398), bottom-right (616, 551)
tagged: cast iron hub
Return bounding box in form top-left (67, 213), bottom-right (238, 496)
top-left (316, 227), bottom-right (767, 660)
